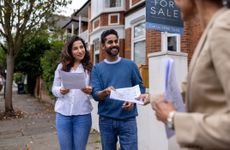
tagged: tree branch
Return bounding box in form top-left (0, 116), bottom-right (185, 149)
top-left (0, 43), bottom-right (7, 53)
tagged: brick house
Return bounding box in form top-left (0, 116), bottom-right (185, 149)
top-left (63, 0), bottom-right (202, 88)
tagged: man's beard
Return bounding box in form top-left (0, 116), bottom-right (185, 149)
top-left (105, 46), bottom-right (120, 56)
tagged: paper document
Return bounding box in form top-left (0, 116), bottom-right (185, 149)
top-left (110, 85), bottom-right (144, 105)
top-left (60, 70), bottom-right (86, 89)
top-left (164, 58), bottom-right (185, 138)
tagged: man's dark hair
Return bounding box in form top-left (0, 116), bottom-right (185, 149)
top-left (101, 29), bottom-right (119, 44)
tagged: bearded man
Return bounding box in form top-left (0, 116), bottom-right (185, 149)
top-left (91, 29), bottom-right (145, 150)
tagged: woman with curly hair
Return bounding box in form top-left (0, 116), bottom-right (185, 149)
top-left (52, 36), bottom-right (93, 150)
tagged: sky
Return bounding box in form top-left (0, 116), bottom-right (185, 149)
top-left (61, 0), bottom-right (88, 16)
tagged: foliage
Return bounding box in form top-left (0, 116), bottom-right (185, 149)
top-left (13, 72), bottom-right (24, 84)
top-left (14, 31), bottom-right (51, 94)
top-left (41, 40), bottom-right (64, 94)
top-left (0, 47), bottom-right (6, 74)
top-left (0, 0), bottom-right (71, 113)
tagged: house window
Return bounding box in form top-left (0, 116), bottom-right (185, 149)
top-left (105, 0), bottom-right (121, 8)
top-left (133, 22), bottom-right (146, 65)
top-left (93, 39), bottom-right (100, 64)
top-left (134, 41), bottom-right (146, 64)
top-left (161, 33), bottom-right (181, 52)
top-left (93, 18), bottom-right (100, 31)
top-left (134, 22), bottom-right (145, 38)
top-left (167, 36), bottom-right (177, 51)
top-left (109, 13), bottom-right (120, 25)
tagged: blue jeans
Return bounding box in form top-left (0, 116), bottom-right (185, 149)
top-left (56, 113), bottom-right (92, 150)
top-left (99, 116), bottom-right (138, 150)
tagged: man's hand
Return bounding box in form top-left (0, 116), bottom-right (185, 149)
top-left (60, 87), bottom-right (70, 95)
top-left (122, 102), bottom-right (134, 111)
top-left (97, 86), bottom-right (114, 101)
top-left (81, 86), bottom-right (92, 95)
top-left (136, 93), bottom-right (150, 105)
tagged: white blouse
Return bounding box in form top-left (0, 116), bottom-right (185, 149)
top-left (52, 63), bottom-right (93, 116)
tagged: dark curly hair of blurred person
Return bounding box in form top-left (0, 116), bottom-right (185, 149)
top-left (61, 36), bottom-right (92, 73)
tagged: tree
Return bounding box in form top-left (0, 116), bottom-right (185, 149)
top-left (15, 31), bottom-right (50, 94)
top-left (0, 0), bottom-right (71, 115)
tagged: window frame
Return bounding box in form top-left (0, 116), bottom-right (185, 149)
top-left (104, 0), bottom-right (122, 8)
top-left (92, 17), bottom-right (100, 31)
top-left (108, 13), bottom-right (120, 25)
top-left (129, 0), bottom-right (145, 9)
top-left (131, 21), bottom-right (146, 65)
top-left (161, 32), bottom-right (181, 52)
top-left (93, 38), bottom-right (100, 64)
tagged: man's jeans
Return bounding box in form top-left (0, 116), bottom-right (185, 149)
top-left (99, 116), bottom-right (138, 150)
top-left (56, 113), bottom-right (92, 150)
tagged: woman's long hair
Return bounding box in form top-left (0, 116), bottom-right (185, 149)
top-left (61, 36), bottom-right (92, 73)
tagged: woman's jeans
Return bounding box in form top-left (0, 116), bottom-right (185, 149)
top-left (99, 116), bottom-right (138, 150)
top-left (56, 113), bottom-right (92, 150)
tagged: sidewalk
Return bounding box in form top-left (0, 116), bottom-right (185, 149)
top-left (0, 88), bottom-right (101, 150)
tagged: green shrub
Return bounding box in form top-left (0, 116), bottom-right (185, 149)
top-left (40, 40), bottom-right (64, 94)
top-left (14, 72), bottom-right (25, 84)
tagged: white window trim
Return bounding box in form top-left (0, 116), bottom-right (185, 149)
top-left (131, 21), bottom-right (146, 62)
top-left (93, 38), bottom-right (100, 64)
top-left (94, 50), bottom-right (100, 64)
top-left (93, 18), bottom-right (100, 31)
top-left (161, 32), bottom-right (181, 52)
top-left (108, 13), bottom-right (120, 25)
top-left (104, 0), bottom-right (123, 10)
top-left (129, 0), bottom-right (144, 9)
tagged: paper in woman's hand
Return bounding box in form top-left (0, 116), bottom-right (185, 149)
top-left (60, 70), bottom-right (86, 89)
top-left (164, 58), bottom-right (185, 138)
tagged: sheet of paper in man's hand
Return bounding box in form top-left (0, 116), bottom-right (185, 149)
top-left (110, 85), bottom-right (144, 105)
top-left (60, 70), bottom-right (86, 89)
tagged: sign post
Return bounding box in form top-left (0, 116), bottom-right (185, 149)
top-left (146, 0), bottom-right (184, 34)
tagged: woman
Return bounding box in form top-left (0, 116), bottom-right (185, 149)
top-left (52, 36), bottom-right (93, 150)
top-left (139, 0), bottom-right (230, 149)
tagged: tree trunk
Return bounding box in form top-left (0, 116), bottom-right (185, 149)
top-left (5, 53), bottom-right (15, 114)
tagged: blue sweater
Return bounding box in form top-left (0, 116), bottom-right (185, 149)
top-left (91, 58), bottom-right (145, 119)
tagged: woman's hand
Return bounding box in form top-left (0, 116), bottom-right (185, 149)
top-left (60, 87), bottom-right (70, 95)
top-left (152, 95), bottom-right (176, 123)
top-left (81, 86), bottom-right (92, 95)
top-left (136, 93), bottom-right (150, 105)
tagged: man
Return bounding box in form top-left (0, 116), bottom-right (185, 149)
top-left (91, 29), bottom-right (146, 150)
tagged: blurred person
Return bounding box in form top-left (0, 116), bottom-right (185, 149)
top-left (138, 0), bottom-right (230, 149)
top-left (52, 36), bottom-right (93, 150)
top-left (91, 29), bottom-right (147, 150)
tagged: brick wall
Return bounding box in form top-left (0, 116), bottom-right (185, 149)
top-left (90, 45), bottom-right (94, 64)
top-left (88, 3), bottom-right (92, 33)
top-left (181, 18), bottom-right (202, 64)
top-left (125, 0), bottom-right (130, 10)
top-left (125, 28), bottom-right (131, 59)
top-left (131, 0), bottom-right (142, 6)
top-left (145, 21), bottom-right (202, 66)
top-left (100, 14), bottom-right (108, 26)
top-left (146, 29), bottom-right (161, 53)
top-left (93, 18), bottom-right (100, 29)
top-left (189, 18), bottom-right (202, 63)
